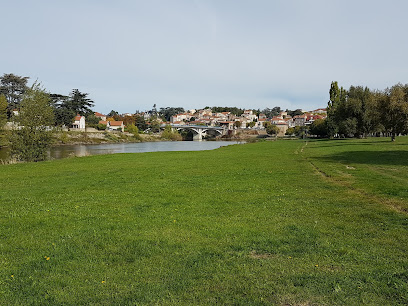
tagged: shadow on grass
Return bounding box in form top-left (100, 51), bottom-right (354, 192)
top-left (314, 150), bottom-right (408, 166)
top-left (307, 138), bottom-right (401, 149)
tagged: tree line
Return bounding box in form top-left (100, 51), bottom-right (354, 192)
top-left (326, 81), bottom-right (408, 141)
top-left (0, 73), bottom-right (96, 126)
top-left (0, 73), bottom-right (98, 161)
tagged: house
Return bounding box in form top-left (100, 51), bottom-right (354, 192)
top-left (241, 110), bottom-right (257, 122)
top-left (95, 112), bottom-right (107, 121)
top-left (171, 113), bottom-right (192, 123)
top-left (293, 114), bottom-right (307, 126)
top-left (72, 115), bottom-right (85, 130)
top-left (313, 108), bottom-right (327, 114)
top-left (172, 121), bottom-right (186, 126)
top-left (108, 121), bottom-right (124, 132)
top-left (98, 120), bottom-right (108, 129)
top-left (259, 113), bottom-right (267, 120)
top-left (218, 121), bottom-right (235, 130)
top-left (285, 117), bottom-right (296, 128)
top-left (276, 122), bottom-right (289, 136)
top-left (257, 118), bottom-right (267, 128)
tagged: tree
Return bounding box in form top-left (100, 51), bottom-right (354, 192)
top-left (67, 89), bottom-right (94, 116)
top-left (362, 91), bottom-right (382, 136)
top-left (86, 113), bottom-right (100, 127)
top-left (9, 83), bottom-right (54, 162)
top-left (0, 94), bottom-right (7, 128)
top-left (309, 119), bottom-right (328, 138)
top-left (126, 123), bottom-right (139, 135)
top-left (0, 94), bottom-right (8, 146)
top-left (159, 107), bottom-right (185, 122)
top-left (151, 104), bottom-right (158, 117)
top-left (286, 109), bottom-right (303, 117)
top-left (285, 127), bottom-right (295, 136)
top-left (263, 121), bottom-right (272, 129)
top-left (123, 115), bottom-right (135, 126)
top-left (211, 106), bottom-right (244, 116)
top-left (233, 121), bottom-right (242, 128)
top-left (247, 121), bottom-right (256, 128)
top-left (326, 81), bottom-right (347, 137)
top-left (107, 110), bottom-right (119, 117)
top-left (150, 119), bottom-right (160, 133)
top-left (261, 106), bottom-right (282, 118)
top-left (50, 94), bottom-right (72, 126)
top-left (161, 125), bottom-right (182, 141)
top-left (96, 123), bottom-right (107, 130)
top-left (266, 124), bottom-right (279, 135)
top-left (379, 84), bottom-right (408, 141)
top-left (134, 115), bottom-right (147, 131)
top-left (339, 117), bottom-right (358, 137)
top-left (51, 90), bottom-right (94, 127)
top-left (0, 74), bottom-right (29, 118)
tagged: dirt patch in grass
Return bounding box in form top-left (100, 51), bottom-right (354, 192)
top-left (249, 250), bottom-right (275, 259)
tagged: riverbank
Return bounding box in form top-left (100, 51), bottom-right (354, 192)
top-left (53, 128), bottom-right (271, 145)
top-left (1, 138), bottom-right (407, 304)
top-left (52, 130), bottom-right (163, 145)
top-left (1, 128), bottom-right (271, 150)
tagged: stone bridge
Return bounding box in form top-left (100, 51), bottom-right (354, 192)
top-left (162, 124), bottom-right (226, 140)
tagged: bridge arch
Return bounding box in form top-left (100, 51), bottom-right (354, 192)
top-left (164, 125), bottom-right (225, 140)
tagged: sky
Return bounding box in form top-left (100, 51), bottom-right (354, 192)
top-left (2, 0), bottom-right (408, 114)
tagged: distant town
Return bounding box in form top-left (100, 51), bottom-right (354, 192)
top-left (70, 107), bottom-right (327, 138)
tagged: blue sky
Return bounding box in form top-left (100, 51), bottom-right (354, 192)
top-left (2, 0), bottom-right (408, 113)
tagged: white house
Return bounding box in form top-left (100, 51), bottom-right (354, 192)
top-left (108, 121), bottom-right (124, 132)
top-left (72, 115), bottom-right (85, 130)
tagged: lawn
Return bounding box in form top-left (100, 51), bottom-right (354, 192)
top-left (1, 137), bottom-right (407, 305)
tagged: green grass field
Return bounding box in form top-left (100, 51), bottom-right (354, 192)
top-left (1, 138), bottom-right (407, 305)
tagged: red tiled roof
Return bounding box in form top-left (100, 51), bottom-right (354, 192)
top-left (110, 121), bottom-right (123, 126)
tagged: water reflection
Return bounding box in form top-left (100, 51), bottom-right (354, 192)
top-left (1, 141), bottom-right (242, 161)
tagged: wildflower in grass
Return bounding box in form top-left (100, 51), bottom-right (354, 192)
top-left (173, 220), bottom-right (176, 223)
top-left (44, 256), bottom-right (50, 261)
top-left (314, 264), bottom-right (318, 267)
top-left (102, 280), bottom-right (106, 283)
top-left (11, 275), bottom-right (14, 278)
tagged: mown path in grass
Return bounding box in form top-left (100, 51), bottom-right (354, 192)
top-left (1, 138), bottom-right (407, 305)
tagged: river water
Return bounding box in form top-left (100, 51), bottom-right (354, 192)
top-left (0, 141), bottom-right (243, 161)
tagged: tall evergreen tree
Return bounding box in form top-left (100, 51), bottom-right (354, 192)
top-left (67, 89), bottom-right (94, 116)
top-left (51, 90), bottom-right (94, 127)
top-left (327, 81), bottom-right (347, 137)
top-left (0, 73), bottom-right (29, 117)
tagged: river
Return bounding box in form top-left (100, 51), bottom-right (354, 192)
top-left (0, 140), bottom-right (243, 161)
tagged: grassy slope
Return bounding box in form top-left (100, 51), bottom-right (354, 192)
top-left (1, 138), bottom-right (407, 305)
